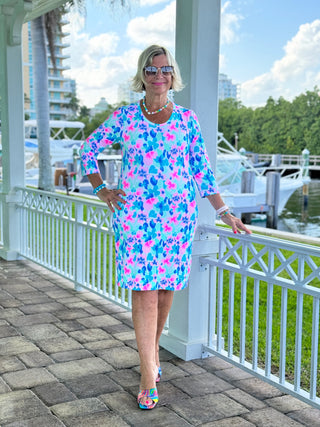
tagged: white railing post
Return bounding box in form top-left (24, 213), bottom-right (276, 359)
top-left (159, 0), bottom-right (221, 360)
top-left (74, 202), bottom-right (84, 291)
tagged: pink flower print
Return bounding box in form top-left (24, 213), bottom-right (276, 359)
top-left (136, 189), bottom-right (143, 196)
top-left (127, 257), bottom-right (134, 265)
top-left (146, 197), bottom-right (157, 206)
top-left (136, 231), bottom-right (143, 239)
top-left (146, 151), bottom-right (156, 159)
top-left (169, 123), bottom-right (177, 131)
top-left (170, 216), bottom-right (178, 224)
top-left (182, 242), bottom-right (189, 250)
top-left (136, 141), bottom-right (142, 149)
top-left (123, 224), bottom-right (130, 232)
top-left (128, 170), bottom-right (134, 178)
top-left (167, 181), bottom-right (176, 190)
top-left (123, 180), bottom-right (130, 189)
top-left (163, 257), bottom-right (171, 266)
top-left (164, 224), bottom-right (172, 233)
top-left (124, 134), bottom-right (130, 142)
top-left (194, 172), bottom-right (204, 180)
top-left (171, 171), bottom-right (178, 179)
top-left (125, 213), bottom-right (133, 222)
top-left (159, 266), bottom-right (166, 274)
top-left (190, 200), bottom-right (196, 209)
top-left (128, 123), bottom-right (135, 131)
top-left (124, 266), bottom-right (131, 275)
top-left (145, 240), bottom-right (154, 248)
top-left (165, 132), bottom-right (175, 141)
top-left (143, 284), bottom-right (151, 290)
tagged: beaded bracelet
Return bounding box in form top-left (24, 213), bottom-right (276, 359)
top-left (218, 210), bottom-right (231, 219)
top-left (93, 183), bottom-right (107, 195)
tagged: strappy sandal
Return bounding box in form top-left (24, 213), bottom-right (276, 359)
top-left (156, 366), bottom-right (162, 383)
top-left (137, 387), bottom-right (158, 410)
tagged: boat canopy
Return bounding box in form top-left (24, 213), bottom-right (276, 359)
top-left (25, 120), bottom-right (85, 141)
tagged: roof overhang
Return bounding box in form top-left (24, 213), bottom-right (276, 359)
top-left (24, 0), bottom-right (68, 22)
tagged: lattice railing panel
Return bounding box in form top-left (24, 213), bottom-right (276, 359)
top-left (200, 225), bottom-right (320, 410)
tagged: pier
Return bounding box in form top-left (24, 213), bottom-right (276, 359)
top-left (246, 153), bottom-right (320, 179)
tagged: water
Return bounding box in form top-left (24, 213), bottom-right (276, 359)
top-left (253, 180), bottom-right (320, 238)
top-left (279, 180), bottom-right (320, 238)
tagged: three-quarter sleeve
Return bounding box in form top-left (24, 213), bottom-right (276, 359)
top-left (79, 108), bottom-right (123, 176)
top-left (188, 111), bottom-right (219, 198)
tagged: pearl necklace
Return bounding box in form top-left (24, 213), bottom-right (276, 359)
top-left (142, 97), bottom-right (170, 115)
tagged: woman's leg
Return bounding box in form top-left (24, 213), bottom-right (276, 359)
top-left (155, 290), bottom-right (174, 367)
top-left (132, 290), bottom-right (158, 395)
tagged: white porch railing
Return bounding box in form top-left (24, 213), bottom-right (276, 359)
top-left (7, 188), bottom-right (320, 409)
top-left (16, 187), bottom-right (131, 309)
top-left (199, 225), bottom-right (320, 409)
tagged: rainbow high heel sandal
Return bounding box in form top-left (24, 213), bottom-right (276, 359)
top-left (137, 387), bottom-right (158, 410)
top-left (156, 366), bottom-right (162, 383)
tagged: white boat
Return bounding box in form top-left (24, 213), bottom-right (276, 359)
top-left (216, 133), bottom-right (310, 216)
top-left (24, 120), bottom-right (85, 165)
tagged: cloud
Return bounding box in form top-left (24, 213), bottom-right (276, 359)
top-left (65, 10), bottom-right (142, 107)
top-left (221, 1), bottom-right (243, 45)
top-left (126, 1), bottom-right (175, 47)
top-left (140, 0), bottom-right (171, 5)
top-left (241, 20), bottom-right (320, 106)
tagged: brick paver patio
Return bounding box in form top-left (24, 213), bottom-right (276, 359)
top-left (0, 259), bottom-right (319, 426)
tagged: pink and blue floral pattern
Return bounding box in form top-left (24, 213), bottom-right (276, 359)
top-left (80, 103), bottom-right (218, 291)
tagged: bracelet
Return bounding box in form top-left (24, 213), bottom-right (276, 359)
top-left (216, 205), bottom-right (229, 215)
top-left (218, 210), bottom-right (231, 219)
top-left (93, 183), bottom-right (106, 195)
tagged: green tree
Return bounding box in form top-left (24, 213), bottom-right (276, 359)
top-left (218, 88), bottom-right (320, 155)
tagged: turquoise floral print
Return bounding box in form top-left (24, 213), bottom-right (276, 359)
top-left (80, 103), bottom-right (218, 291)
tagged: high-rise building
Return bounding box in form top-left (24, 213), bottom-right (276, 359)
top-left (218, 73), bottom-right (240, 101)
top-left (22, 17), bottom-right (74, 120)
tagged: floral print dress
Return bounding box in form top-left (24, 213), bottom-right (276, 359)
top-left (80, 103), bottom-right (218, 291)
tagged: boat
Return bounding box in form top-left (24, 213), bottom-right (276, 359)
top-left (216, 133), bottom-right (310, 216)
top-left (24, 120), bottom-right (85, 165)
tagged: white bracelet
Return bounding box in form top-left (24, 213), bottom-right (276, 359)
top-left (216, 205), bottom-right (229, 215)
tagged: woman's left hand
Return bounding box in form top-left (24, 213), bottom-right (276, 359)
top-left (220, 213), bottom-right (252, 234)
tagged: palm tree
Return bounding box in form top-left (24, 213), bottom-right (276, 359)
top-left (31, 1), bottom-right (126, 191)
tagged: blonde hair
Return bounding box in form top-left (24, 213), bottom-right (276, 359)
top-left (132, 45), bottom-right (184, 93)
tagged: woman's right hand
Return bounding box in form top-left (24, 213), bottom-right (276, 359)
top-left (97, 188), bottom-right (127, 213)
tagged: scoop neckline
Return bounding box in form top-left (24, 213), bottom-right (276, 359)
top-left (138, 101), bottom-right (175, 126)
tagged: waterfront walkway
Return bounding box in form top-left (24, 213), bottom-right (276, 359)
top-left (0, 259), bottom-right (320, 426)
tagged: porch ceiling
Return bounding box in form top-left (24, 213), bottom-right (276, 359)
top-left (24, 0), bottom-right (67, 22)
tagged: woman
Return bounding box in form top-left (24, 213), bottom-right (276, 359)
top-left (80, 45), bottom-right (251, 410)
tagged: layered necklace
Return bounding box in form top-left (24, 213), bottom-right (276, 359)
top-left (142, 97), bottom-right (170, 115)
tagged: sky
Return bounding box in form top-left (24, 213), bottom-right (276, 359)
top-left (65, 0), bottom-right (320, 108)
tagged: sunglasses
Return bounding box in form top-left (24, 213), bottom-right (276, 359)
top-left (144, 66), bottom-right (174, 77)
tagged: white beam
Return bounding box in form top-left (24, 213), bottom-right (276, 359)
top-left (0, 0), bottom-right (28, 259)
top-left (160, 0), bottom-right (221, 360)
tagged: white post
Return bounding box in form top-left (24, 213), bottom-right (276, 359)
top-left (0, 0), bottom-right (30, 260)
top-left (160, 0), bottom-right (221, 360)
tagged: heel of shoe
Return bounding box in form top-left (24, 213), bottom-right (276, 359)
top-left (156, 366), bottom-right (162, 383)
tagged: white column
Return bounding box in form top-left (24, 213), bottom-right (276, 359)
top-left (0, 0), bottom-right (29, 260)
top-left (160, 0), bottom-right (221, 360)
